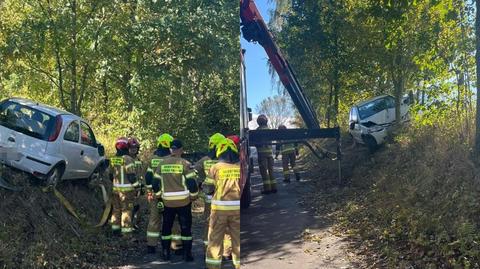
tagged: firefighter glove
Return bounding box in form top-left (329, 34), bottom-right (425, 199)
top-left (157, 201), bottom-right (164, 212)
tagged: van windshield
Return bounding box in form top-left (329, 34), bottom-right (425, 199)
top-left (357, 98), bottom-right (388, 120)
top-left (0, 100), bottom-right (55, 141)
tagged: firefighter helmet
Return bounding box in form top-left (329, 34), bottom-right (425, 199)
top-left (115, 137), bottom-right (129, 151)
top-left (227, 135), bottom-right (240, 146)
top-left (208, 133), bottom-right (225, 149)
top-left (128, 137), bottom-right (140, 149)
top-left (257, 114), bottom-right (268, 126)
top-left (278, 124), bottom-right (287, 129)
top-left (216, 138), bottom-right (238, 158)
top-left (157, 133), bottom-right (174, 148)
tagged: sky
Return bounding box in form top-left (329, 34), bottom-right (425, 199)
top-left (241, 0), bottom-right (280, 112)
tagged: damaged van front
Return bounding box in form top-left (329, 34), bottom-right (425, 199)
top-left (349, 95), bottom-right (410, 152)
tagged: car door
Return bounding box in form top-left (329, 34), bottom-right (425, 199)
top-left (78, 121), bottom-right (100, 178)
top-left (61, 119), bottom-right (84, 179)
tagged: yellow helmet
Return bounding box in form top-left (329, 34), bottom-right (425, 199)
top-left (157, 133), bottom-right (174, 148)
top-left (216, 138), bottom-right (238, 158)
top-left (208, 133), bottom-right (225, 150)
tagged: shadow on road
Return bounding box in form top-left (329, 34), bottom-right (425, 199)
top-left (241, 159), bottom-right (329, 267)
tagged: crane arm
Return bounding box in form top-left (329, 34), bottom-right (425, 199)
top-left (240, 0), bottom-right (320, 129)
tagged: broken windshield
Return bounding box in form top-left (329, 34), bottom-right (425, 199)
top-left (357, 98), bottom-right (388, 120)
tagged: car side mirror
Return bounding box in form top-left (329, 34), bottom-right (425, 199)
top-left (349, 122), bottom-right (356, 130)
top-left (97, 143), bottom-right (105, 157)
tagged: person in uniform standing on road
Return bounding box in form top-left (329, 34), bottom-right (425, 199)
top-left (205, 137), bottom-right (241, 269)
top-left (195, 133), bottom-right (232, 260)
top-left (128, 136), bottom-right (144, 230)
top-left (256, 114), bottom-right (277, 194)
top-left (109, 137), bottom-right (141, 237)
top-left (144, 133), bottom-right (173, 254)
top-left (275, 125), bottom-right (301, 182)
top-left (153, 139), bottom-right (199, 262)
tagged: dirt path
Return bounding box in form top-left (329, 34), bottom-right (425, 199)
top-left (241, 158), bottom-right (364, 269)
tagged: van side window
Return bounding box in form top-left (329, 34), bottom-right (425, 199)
top-left (64, 121), bottom-right (80, 142)
top-left (386, 96), bottom-right (395, 109)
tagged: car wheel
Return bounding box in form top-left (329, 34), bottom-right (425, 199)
top-left (46, 165), bottom-right (63, 187)
top-left (87, 167), bottom-right (101, 188)
top-left (363, 135), bottom-right (379, 153)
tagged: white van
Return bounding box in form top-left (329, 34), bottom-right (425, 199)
top-left (0, 98), bottom-right (106, 185)
top-left (349, 95), bottom-right (410, 151)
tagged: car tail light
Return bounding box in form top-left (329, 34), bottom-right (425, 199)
top-left (48, 115), bottom-right (63, 142)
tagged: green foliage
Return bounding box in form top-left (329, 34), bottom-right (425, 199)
top-left (0, 0), bottom-right (239, 154)
top-left (271, 0), bottom-right (475, 128)
top-left (335, 108), bottom-right (480, 268)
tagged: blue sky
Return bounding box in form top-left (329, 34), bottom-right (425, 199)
top-left (241, 0), bottom-right (279, 112)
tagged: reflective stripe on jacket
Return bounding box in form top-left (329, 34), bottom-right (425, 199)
top-left (153, 156), bottom-right (198, 208)
top-left (279, 143), bottom-right (295, 154)
top-left (110, 155), bottom-right (137, 192)
top-left (255, 125), bottom-right (272, 155)
top-left (208, 162), bottom-right (241, 214)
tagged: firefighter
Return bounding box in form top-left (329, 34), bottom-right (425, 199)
top-left (153, 139), bottom-right (199, 262)
top-left (128, 136), bottom-right (144, 230)
top-left (275, 125), bottom-right (301, 182)
top-left (205, 138), bottom-right (241, 269)
top-left (145, 133), bottom-right (173, 254)
top-left (109, 137), bottom-right (141, 237)
top-left (256, 114), bottom-right (277, 194)
top-left (194, 133), bottom-right (232, 260)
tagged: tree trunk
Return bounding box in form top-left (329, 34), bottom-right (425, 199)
top-left (393, 76), bottom-right (404, 125)
top-left (333, 77), bottom-right (340, 126)
top-left (326, 82), bottom-right (333, 128)
top-left (70, 0), bottom-right (79, 116)
top-left (474, 0), bottom-right (480, 157)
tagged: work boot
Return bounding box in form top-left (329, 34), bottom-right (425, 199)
top-left (295, 173), bottom-right (301, 181)
top-left (283, 178), bottom-right (291, 183)
top-left (183, 240), bottom-right (194, 262)
top-left (146, 246), bottom-right (156, 254)
top-left (261, 190), bottom-right (271, 195)
top-left (132, 205), bottom-right (140, 228)
top-left (271, 188), bottom-right (278, 194)
top-left (112, 229), bottom-right (121, 237)
top-left (174, 248), bottom-right (184, 256)
top-left (161, 240), bottom-right (171, 261)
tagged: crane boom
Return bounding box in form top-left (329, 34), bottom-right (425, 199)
top-left (240, 0), bottom-right (320, 129)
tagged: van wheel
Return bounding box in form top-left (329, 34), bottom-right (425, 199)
top-left (46, 165), bottom-right (64, 187)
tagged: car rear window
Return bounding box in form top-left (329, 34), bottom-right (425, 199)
top-left (0, 100), bottom-right (56, 141)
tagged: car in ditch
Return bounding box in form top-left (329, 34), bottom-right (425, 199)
top-left (349, 94), bottom-right (411, 151)
top-left (0, 97), bottom-right (106, 185)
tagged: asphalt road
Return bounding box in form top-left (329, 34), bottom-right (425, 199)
top-left (241, 157), bottom-right (361, 269)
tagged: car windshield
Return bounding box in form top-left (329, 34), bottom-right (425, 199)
top-left (357, 98), bottom-right (388, 120)
top-left (0, 100), bottom-right (55, 140)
